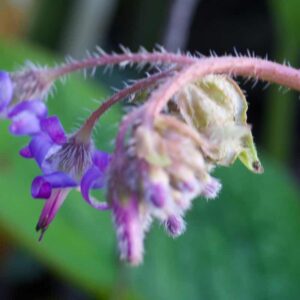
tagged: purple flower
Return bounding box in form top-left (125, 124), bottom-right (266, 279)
top-left (21, 115), bottom-right (111, 239)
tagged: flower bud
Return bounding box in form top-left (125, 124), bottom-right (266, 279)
top-left (146, 174), bottom-right (169, 208)
top-left (164, 215), bottom-right (186, 237)
top-left (201, 176), bottom-right (222, 199)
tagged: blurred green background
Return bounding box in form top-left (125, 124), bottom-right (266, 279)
top-left (1, 0), bottom-right (300, 299)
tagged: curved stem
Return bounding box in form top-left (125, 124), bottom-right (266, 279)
top-left (49, 52), bottom-right (195, 80)
top-left (144, 56), bottom-right (300, 121)
top-left (76, 69), bottom-right (175, 141)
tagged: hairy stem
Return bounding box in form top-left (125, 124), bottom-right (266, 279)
top-left (145, 56), bottom-right (300, 121)
top-left (49, 52), bottom-right (195, 80)
top-left (76, 69), bottom-right (175, 141)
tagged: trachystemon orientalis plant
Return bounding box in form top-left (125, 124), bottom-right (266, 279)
top-left (0, 46), bottom-right (299, 265)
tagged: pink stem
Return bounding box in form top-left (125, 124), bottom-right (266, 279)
top-left (77, 69), bottom-right (175, 139)
top-left (49, 52), bottom-right (195, 80)
top-left (145, 56), bottom-right (300, 120)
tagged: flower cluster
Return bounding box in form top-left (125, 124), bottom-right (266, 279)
top-left (106, 74), bottom-right (264, 264)
top-left (24, 117), bottom-right (111, 240)
top-left (1, 48), bottom-right (299, 266)
top-left (0, 68), bottom-right (111, 240)
top-left (107, 116), bottom-right (221, 264)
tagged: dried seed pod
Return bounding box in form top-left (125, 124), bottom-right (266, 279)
top-left (173, 74), bottom-right (263, 173)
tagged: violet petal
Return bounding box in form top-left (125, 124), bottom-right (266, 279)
top-left (32, 172), bottom-right (77, 199)
top-left (93, 150), bottom-right (111, 172)
top-left (31, 176), bottom-right (52, 199)
top-left (19, 145), bottom-right (33, 159)
top-left (8, 100), bottom-right (47, 119)
top-left (9, 111), bottom-right (41, 135)
top-left (29, 133), bottom-right (54, 167)
top-left (40, 116), bottom-right (67, 145)
top-left (80, 166), bottom-right (110, 210)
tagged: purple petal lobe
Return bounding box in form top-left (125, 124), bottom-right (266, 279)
top-left (19, 145), bottom-right (33, 158)
top-left (8, 100), bottom-right (47, 119)
top-left (40, 116), bottom-right (67, 144)
top-left (32, 172), bottom-right (77, 199)
top-left (32, 176), bottom-right (52, 199)
top-left (9, 111), bottom-right (41, 135)
top-left (93, 150), bottom-right (111, 172)
top-left (0, 71), bottom-right (13, 112)
top-left (43, 172), bottom-right (77, 188)
top-left (80, 166), bottom-right (110, 210)
top-left (29, 133), bottom-right (54, 167)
